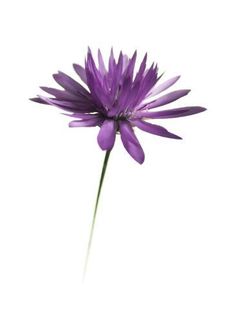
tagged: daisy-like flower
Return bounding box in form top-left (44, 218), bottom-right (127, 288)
top-left (31, 48), bottom-right (206, 279)
top-left (31, 48), bottom-right (206, 164)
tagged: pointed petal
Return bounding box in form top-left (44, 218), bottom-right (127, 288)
top-left (108, 48), bottom-right (115, 73)
top-left (97, 120), bottom-right (117, 150)
top-left (133, 53), bottom-right (147, 84)
top-left (40, 86), bottom-right (79, 101)
top-left (37, 95), bottom-right (95, 112)
top-left (132, 64), bottom-right (158, 110)
top-left (109, 51), bottom-right (124, 103)
top-left (143, 89), bottom-right (191, 110)
top-left (85, 52), bottom-right (112, 109)
top-left (98, 49), bottom-right (107, 75)
top-left (116, 76), bottom-right (133, 112)
top-left (123, 50), bottom-right (137, 79)
top-left (148, 75), bottom-right (181, 97)
top-left (53, 71), bottom-right (90, 97)
top-left (119, 121), bottom-right (145, 164)
top-left (124, 53), bottom-right (148, 110)
top-left (69, 117), bottom-right (103, 127)
top-left (136, 106), bottom-right (206, 119)
top-left (30, 97), bottom-right (48, 104)
top-left (62, 112), bottom-right (100, 119)
top-left (122, 54), bottom-right (129, 72)
top-left (133, 119), bottom-right (182, 139)
top-left (73, 64), bottom-right (87, 84)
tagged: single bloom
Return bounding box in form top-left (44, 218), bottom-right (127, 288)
top-left (31, 48), bottom-right (206, 164)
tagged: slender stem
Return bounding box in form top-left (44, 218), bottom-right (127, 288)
top-left (83, 150), bottom-right (111, 281)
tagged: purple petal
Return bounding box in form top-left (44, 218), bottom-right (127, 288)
top-left (73, 64), bottom-right (87, 84)
top-left (97, 120), bottom-right (117, 150)
top-left (62, 112), bottom-right (100, 119)
top-left (108, 48), bottom-right (115, 74)
top-left (53, 71), bottom-right (90, 97)
top-left (116, 76), bottom-right (133, 113)
top-left (136, 106), bottom-right (206, 119)
top-left (141, 89), bottom-right (191, 110)
top-left (122, 54), bottom-right (129, 72)
top-left (40, 86), bottom-right (79, 101)
top-left (133, 53), bottom-right (147, 85)
top-left (37, 95), bottom-right (95, 112)
top-left (98, 49), bottom-right (107, 75)
top-left (69, 117), bottom-right (103, 127)
top-left (85, 52), bottom-right (112, 108)
top-left (123, 50), bottom-right (137, 80)
top-left (132, 64), bottom-right (158, 110)
top-left (85, 70), bottom-right (111, 111)
top-left (119, 121), bottom-right (145, 164)
top-left (148, 75), bottom-right (180, 97)
top-left (123, 54), bottom-right (149, 111)
top-left (112, 52), bottom-right (123, 90)
top-left (86, 51), bottom-right (103, 84)
top-left (133, 119), bottom-right (182, 139)
top-left (30, 97), bottom-right (48, 104)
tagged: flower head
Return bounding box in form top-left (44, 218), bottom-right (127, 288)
top-left (31, 48), bottom-right (206, 164)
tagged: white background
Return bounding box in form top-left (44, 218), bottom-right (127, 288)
top-left (0, 0), bottom-right (235, 313)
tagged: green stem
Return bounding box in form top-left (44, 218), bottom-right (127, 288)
top-left (83, 150), bottom-right (111, 281)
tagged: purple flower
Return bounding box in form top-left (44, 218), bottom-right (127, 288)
top-left (31, 48), bottom-right (206, 164)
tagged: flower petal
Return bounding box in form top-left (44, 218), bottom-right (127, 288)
top-left (133, 53), bottom-right (147, 85)
top-left (53, 71), bottom-right (90, 97)
top-left (122, 54), bottom-right (129, 72)
top-left (98, 49), bottom-right (107, 75)
top-left (108, 48), bottom-right (116, 74)
top-left (30, 97), bottom-right (48, 104)
top-left (37, 95), bottom-right (95, 112)
top-left (97, 120), bottom-right (117, 150)
top-left (148, 75), bottom-right (181, 97)
top-left (136, 106), bottom-right (206, 119)
top-left (132, 64), bottom-right (158, 110)
top-left (119, 121), bottom-right (145, 164)
top-left (73, 64), bottom-right (87, 84)
top-left (140, 89), bottom-right (191, 110)
top-left (85, 52), bottom-right (112, 109)
top-left (62, 112), bottom-right (100, 119)
top-left (40, 86), bottom-right (80, 101)
top-left (110, 51), bottom-right (123, 96)
top-left (133, 119), bottom-right (182, 139)
top-left (69, 117), bottom-right (103, 127)
top-left (123, 50), bottom-right (137, 79)
top-left (117, 76), bottom-right (133, 111)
